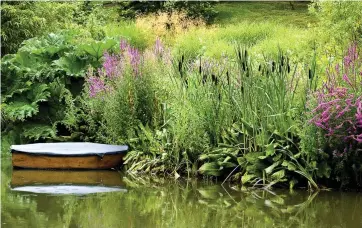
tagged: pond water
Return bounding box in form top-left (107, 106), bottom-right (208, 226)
top-left (2, 157), bottom-right (362, 228)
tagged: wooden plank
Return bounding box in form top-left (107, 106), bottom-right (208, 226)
top-left (12, 152), bottom-right (124, 169)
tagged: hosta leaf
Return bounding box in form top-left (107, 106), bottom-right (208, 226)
top-left (265, 161), bottom-right (281, 174)
top-left (218, 161), bottom-right (238, 169)
top-left (244, 152), bottom-right (264, 163)
top-left (198, 162), bottom-right (222, 176)
top-left (281, 160), bottom-right (296, 171)
top-left (271, 170), bottom-right (285, 180)
top-left (199, 153), bottom-right (227, 161)
top-left (241, 173), bottom-right (256, 184)
top-left (266, 143), bottom-right (275, 156)
top-left (23, 124), bottom-right (56, 140)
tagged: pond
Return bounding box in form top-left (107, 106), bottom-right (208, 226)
top-left (2, 157), bottom-right (362, 228)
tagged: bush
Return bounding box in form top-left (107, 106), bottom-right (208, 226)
top-left (309, 1), bottom-right (362, 57)
top-left (0, 2), bottom-right (79, 55)
top-left (1, 31), bottom-right (117, 144)
top-left (304, 42), bottom-right (362, 188)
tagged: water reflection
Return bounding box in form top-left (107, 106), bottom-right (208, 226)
top-left (11, 170), bottom-right (126, 195)
top-left (2, 162), bottom-right (362, 227)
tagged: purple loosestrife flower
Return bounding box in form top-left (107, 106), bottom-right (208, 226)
top-left (356, 98), bottom-right (362, 128)
top-left (103, 52), bottom-right (122, 79)
top-left (128, 46), bottom-right (141, 76)
top-left (342, 74), bottom-right (353, 87)
top-left (344, 42), bottom-right (358, 68)
top-left (87, 76), bottom-right (106, 97)
top-left (120, 39), bottom-right (129, 53)
top-left (310, 42), bottom-right (362, 150)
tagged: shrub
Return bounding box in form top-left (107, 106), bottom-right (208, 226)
top-left (306, 42), bottom-right (362, 187)
top-left (309, 1), bottom-right (362, 59)
top-left (1, 31), bottom-right (117, 145)
top-left (0, 2), bottom-right (80, 54)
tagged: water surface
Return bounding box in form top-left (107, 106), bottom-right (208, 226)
top-left (2, 158), bottom-right (362, 228)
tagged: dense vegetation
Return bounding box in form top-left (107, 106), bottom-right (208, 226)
top-left (1, 1), bottom-right (362, 190)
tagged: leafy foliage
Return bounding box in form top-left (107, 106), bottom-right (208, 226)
top-left (304, 42), bottom-right (362, 188)
top-left (1, 31), bottom-right (111, 144)
top-left (0, 2), bottom-right (79, 55)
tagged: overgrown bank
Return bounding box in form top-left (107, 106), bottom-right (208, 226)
top-left (1, 1), bottom-right (362, 190)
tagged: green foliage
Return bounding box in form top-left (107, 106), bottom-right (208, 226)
top-left (0, 2), bottom-right (80, 54)
top-left (78, 38), bottom-right (117, 61)
top-left (310, 1), bottom-right (362, 47)
top-left (309, 0), bottom-right (362, 70)
top-left (1, 31), bottom-right (109, 144)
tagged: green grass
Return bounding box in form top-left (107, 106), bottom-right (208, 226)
top-left (166, 2), bottom-right (318, 60)
top-left (214, 2), bottom-right (317, 27)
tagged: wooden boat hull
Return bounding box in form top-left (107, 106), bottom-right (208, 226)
top-left (11, 170), bottom-right (124, 187)
top-left (12, 152), bottom-right (125, 169)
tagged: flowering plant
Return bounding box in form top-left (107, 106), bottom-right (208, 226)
top-left (310, 43), bottom-right (362, 156)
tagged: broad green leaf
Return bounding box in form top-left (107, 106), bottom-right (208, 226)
top-left (3, 100), bottom-right (38, 121)
top-left (282, 160), bottom-right (296, 171)
top-left (218, 161), bottom-right (237, 169)
top-left (271, 169), bottom-right (285, 180)
top-left (270, 196), bottom-right (285, 205)
top-left (29, 84), bottom-right (50, 104)
top-left (241, 173), bottom-right (256, 184)
top-left (265, 161), bottom-right (281, 174)
top-left (266, 143), bottom-right (275, 156)
top-left (23, 123), bottom-right (56, 140)
top-left (198, 162), bottom-right (221, 176)
top-left (244, 152), bottom-right (264, 163)
top-left (79, 38), bottom-right (117, 60)
top-left (53, 53), bottom-right (87, 77)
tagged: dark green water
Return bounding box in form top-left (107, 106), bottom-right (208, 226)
top-left (2, 157), bottom-right (362, 228)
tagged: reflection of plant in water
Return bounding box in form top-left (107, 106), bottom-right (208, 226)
top-left (3, 166), bottom-right (362, 228)
top-left (1, 165), bottom-right (48, 228)
top-left (121, 176), bottom-right (322, 228)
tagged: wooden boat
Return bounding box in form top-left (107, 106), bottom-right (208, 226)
top-left (11, 170), bottom-right (125, 186)
top-left (11, 169), bottom-right (127, 195)
top-left (11, 142), bottom-right (128, 169)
